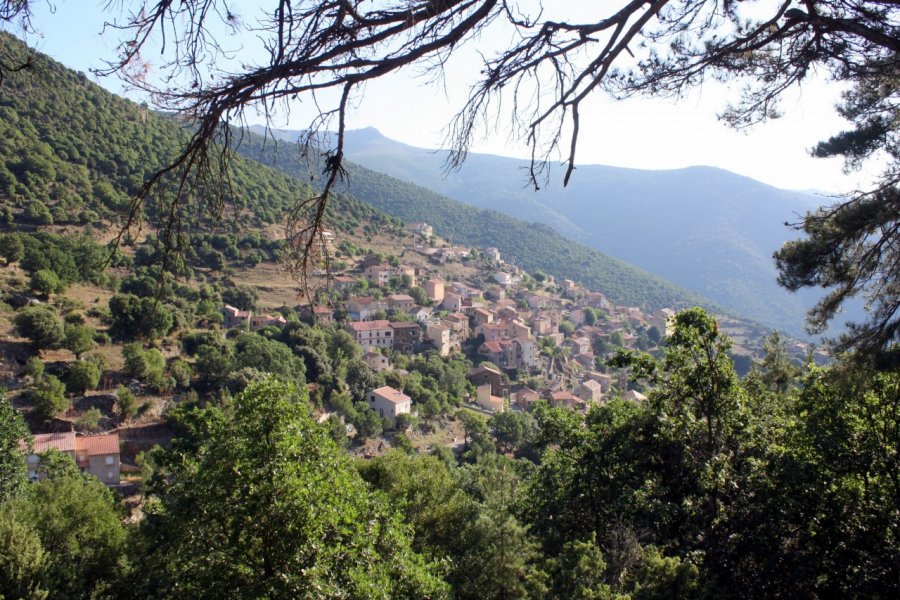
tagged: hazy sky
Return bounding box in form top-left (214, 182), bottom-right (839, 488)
top-left (6, 1), bottom-right (881, 194)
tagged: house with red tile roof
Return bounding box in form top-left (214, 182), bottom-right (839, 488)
top-left (25, 432), bottom-right (120, 485)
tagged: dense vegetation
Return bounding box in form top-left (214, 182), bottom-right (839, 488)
top-left (3, 310), bottom-right (898, 598)
top-left (0, 31), bottom-right (401, 242)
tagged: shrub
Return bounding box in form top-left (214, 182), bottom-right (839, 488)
top-left (23, 357), bottom-right (44, 379)
top-left (76, 408), bottom-right (102, 432)
top-left (116, 385), bottom-right (138, 420)
top-left (32, 375), bottom-right (68, 420)
top-left (14, 305), bottom-right (64, 349)
top-left (66, 360), bottom-right (101, 395)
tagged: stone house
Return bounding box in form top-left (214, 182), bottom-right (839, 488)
top-left (26, 432), bottom-right (120, 485)
top-left (346, 320), bottom-right (394, 350)
top-left (367, 386), bottom-right (412, 427)
top-left (390, 321), bottom-right (422, 352)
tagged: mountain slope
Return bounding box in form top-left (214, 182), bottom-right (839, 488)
top-left (235, 131), bottom-right (722, 314)
top-left (0, 32), bottom-right (399, 240)
top-left (257, 126), bottom-right (839, 337)
top-left (0, 31), bottom-right (721, 317)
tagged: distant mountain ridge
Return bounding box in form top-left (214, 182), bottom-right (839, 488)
top-left (238, 127), bottom-right (722, 314)
top-left (252, 125), bottom-right (850, 337)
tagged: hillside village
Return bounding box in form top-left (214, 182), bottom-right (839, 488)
top-left (220, 219), bottom-right (814, 429)
top-left (1, 206), bottom-right (821, 491)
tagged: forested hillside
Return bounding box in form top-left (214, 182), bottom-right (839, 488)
top-left (0, 27), bottom-right (713, 315)
top-left (236, 131), bottom-right (717, 313)
top-left (0, 31), bottom-right (400, 240)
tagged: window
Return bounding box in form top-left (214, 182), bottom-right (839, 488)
top-left (107, 471), bottom-right (114, 480)
top-left (27, 454), bottom-right (38, 464)
top-left (105, 456), bottom-right (115, 465)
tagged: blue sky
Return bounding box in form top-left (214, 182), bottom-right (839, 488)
top-left (5, 1), bottom-right (880, 194)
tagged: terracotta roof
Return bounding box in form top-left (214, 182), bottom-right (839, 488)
top-left (551, 391), bottom-right (576, 401)
top-left (32, 431), bottom-right (76, 453)
top-left (76, 434), bottom-right (120, 456)
top-left (28, 432), bottom-right (120, 456)
top-left (313, 306), bottom-right (333, 314)
top-left (579, 380), bottom-right (603, 391)
top-left (481, 341), bottom-right (504, 353)
top-left (348, 320), bottom-right (393, 331)
top-left (371, 386), bottom-right (412, 404)
top-left (388, 294), bottom-right (414, 302)
top-left (390, 321), bottom-right (419, 330)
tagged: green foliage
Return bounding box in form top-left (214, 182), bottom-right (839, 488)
top-left (116, 385), bottom-right (138, 420)
top-left (221, 284), bottom-right (258, 311)
top-left (62, 323), bottom-right (95, 358)
top-left (0, 392), bottom-right (29, 503)
top-left (75, 407), bottom-right (102, 432)
top-left (138, 377), bottom-right (449, 598)
top-left (233, 332), bottom-right (305, 384)
top-left (168, 358), bottom-right (193, 389)
top-left (30, 376), bottom-right (68, 421)
top-left (0, 506), bottom-right (49, 600)
top-left (490, 410), bottom-right (535, 455)
top-left (23, 357), bottom-right (43, 379)
top-left (0, 233), bottom-right (24, 264)
top-left (109, 294), bottom-right (174, 341)
top-left (14, 306), bottom-right (64, 350)
top-left (65, 360), bottom-right (101, 395)
top-left (29, 270), bottom-right (62, 298)
top-left (122, 343), bottom-right (166, 382)
top-left (0, 459), bottom-right (128, 599)
top-left (0, 32), bottom-right (396, 269)
top-left (18, 232), bottom-right (112, 286)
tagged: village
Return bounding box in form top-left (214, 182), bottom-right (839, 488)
top-left (222, 221), bottom-right (698, 427)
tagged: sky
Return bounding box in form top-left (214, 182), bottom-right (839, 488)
top-left (4, 1), bottom-right (883, 194)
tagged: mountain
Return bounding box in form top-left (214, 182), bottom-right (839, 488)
top-left (254, 126), bottom-right (846, 337)
top-left (0, 32), bottom-right (398, 242)
top-left (237, 131), bottom-right (722, 314)
top-left (0, 31), bottom-right (715, 316)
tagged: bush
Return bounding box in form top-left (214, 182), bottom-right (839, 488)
top-left (14, 305), bottom-right (64, 349)
top-left (66, 360), bottom-right (101, 395)
top-left (0, 233), bottom-right (24, 263)
top-left (122, 342), bottom-right (165, 382)
top-left (76, 408), bottom-right (102, 432)
top-left (23, 200), bottom-right (52, 225)
top-left (116, 385), bottom-right (138, 420)
top-left (23, 357), bottom-right (44, 379)
top-left (30, 269), bottom-right (63, 298)
top-left (32, 375), bottom-right (68, 420)
top-left (63, 323), bottom-right (95, 358)
top-left (169, 359), bottom-right (193, 389)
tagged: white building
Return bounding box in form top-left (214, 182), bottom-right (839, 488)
top-left (346, 320), bottom-right (394, 350)
top-left (367, 386), bottom-right (413, 427)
